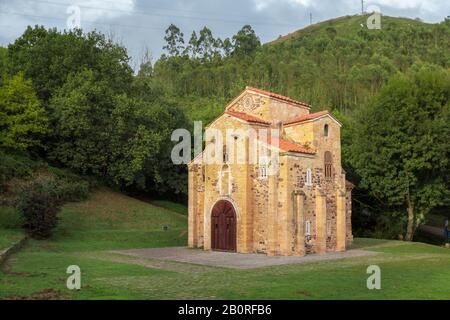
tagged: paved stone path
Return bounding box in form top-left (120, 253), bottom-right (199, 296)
top-left (113, 247), bottom-right (378, 269)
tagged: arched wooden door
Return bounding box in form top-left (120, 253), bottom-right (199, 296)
top-left (211, 200), bottom-right (236, 252)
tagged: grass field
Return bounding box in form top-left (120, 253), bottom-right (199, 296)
top-left (0, 229), bottom-right (24, 251)
top-left (0, 189), bottom-right (449, 300)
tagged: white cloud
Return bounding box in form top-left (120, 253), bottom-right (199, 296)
top-left (74, 0), bottom-right (135, 21)
top-left (253, 0), bottom-right (314, 11)
top-left (366, 0), bottom-right (433, 11)
top-left (0, 0), bottom-right (136, 42)
top-left (1, 0), bottom-right (449, 60)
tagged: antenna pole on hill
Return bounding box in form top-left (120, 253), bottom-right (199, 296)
top-left (361, 0), bottom-right (364, 14)
top-left (310, 12), bottom-right (312, 25)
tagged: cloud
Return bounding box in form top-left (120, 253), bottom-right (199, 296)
top-left (72, 0), bottom-right (135, 21)
top-left (253, 0), bottom-right (314, 11)
top-left (0, 0), bottom-right (449, 63)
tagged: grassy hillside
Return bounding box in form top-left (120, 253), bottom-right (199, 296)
top-left (35, 189), bottom-right (188, 252)
top-left (270, 14), bottom-right (431, 44)
top-left (1, 189), bottom-right (449, 300)
top-left (154, 15), bottom-right (450, 123)
top-left (0, 229), bottom-right (24, 251)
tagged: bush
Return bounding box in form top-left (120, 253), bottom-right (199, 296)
top-left (47, 166), bottom-right (91, 201)
top-left (17, 179), bottom-right (63, 239)
top-left (0, 206), bottom-right (23, 229)
top-left (0, 150), bottom-right (43, 192)
top-left (57, 180), bottom-right (90, 202)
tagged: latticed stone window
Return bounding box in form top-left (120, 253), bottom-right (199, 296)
top-left (259, 165), bottom-right (268, 179)
top-left (305, 220), bottom-right (311, 236)
top-left (305, 168), bottom-right (313, 186)
top-left (259, 156), bottom-right (269, 179)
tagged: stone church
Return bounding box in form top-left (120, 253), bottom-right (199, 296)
top-left (188, 86), bottom-right (353, 256)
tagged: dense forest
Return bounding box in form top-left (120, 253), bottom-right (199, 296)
top-left (0, 14), bottom-right (449, 240)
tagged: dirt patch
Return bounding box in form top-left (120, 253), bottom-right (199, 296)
top-left (296, 290), bottom-right (312, 297)
top-left (3, 288), bottom-right (67, 300)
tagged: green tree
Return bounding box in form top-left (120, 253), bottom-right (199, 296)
top-left (222, 38), bottom-right (233, 57)
top-left (0, 47), bottom-right (8, 83)
top-left (49, 69), bottom-right (188, 195)
top-left (197, 26), bottom-right (221, 62)
top-left (350, 66), bottom-right (450, 240)
top-left (0, 73), bottom-right (48, 150)
top-left (185, 31), bottom-right (200, 59)
top-left (232, 25), bottom-right (261, 57)
top-left (8, 26), bottom-right (133, 103)
top-left (163, 24), bottom-right (185, 56)
top-left (49, 69), bottom-right (115, 175)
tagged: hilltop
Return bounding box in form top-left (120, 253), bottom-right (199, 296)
top-left (153, 14), bottom-right (450, 122)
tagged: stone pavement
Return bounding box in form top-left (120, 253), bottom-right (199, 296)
top-left (113, 247), bottom-right (378, 269)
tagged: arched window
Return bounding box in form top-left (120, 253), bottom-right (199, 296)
top-left (324, 124), bottom-right (329, 137)
top-left (223, 145), bottom-right (229, 164)
top-left (259, 156), bottom-right (269, 179)
top-left (305, 168), bottom-right (313, 186)
top-left (305, 220), bottom-right (311, 236)
top-left (324, 151), bottom-right (332, 179)
top-left (202, 166), bottom-right (206, 182)
top-left (260, 165), bottom-right (268, 179)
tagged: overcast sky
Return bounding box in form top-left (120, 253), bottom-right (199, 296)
top-left (0, 0), bottom-right (449, 67)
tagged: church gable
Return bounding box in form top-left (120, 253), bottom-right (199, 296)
top-left (226, 87), bottom-right (310, 123)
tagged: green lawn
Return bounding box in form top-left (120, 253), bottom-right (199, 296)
top-left (150, 200), bottom-right (188, 216)
top-left (0, 229), bottom-right (24, 251)
top-left (1, 189), bottom-right (449, 300)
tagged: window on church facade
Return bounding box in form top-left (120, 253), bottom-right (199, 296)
top-left (305, 168), bottom-right (312, 186)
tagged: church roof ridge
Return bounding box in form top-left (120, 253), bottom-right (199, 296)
top-left (245, 86), bottom-right (311, 108)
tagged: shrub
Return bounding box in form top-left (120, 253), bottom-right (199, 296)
top-left (0, 206), bottom-right (23, 229)
top-left (0, 151), bottom-right (43, 192)
top-left (57, 180), bottom-right (90, 202)
top-left (47, 166), bottom-right (91, 201)
top-left (17, 179), bottom-right (63, 239)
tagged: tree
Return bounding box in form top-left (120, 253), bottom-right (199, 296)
top-left (49, 68), bottom-right (188, 195)
top-left (8, 26), bottom-right (133, 103)
top-left (0, 73), bottom-right (48, 150)
top-left (185, 31), bottom-right (200, 58)
top-left (232, 25), bottom-right (261, 57)
top-left (17, 178), bottom-right (63, 239)
top-left (0, 47), bottom-right (8, 83)
top-left (49, 69), bottom-right (115, 176)
top-left (163, 24), bottom-right (185, 56)
top-left (350, 66), bottom-right (450, 241)
top-left (197, 27), bottom-right (221, 62)
top-left (222, 38), bottom-right (233, 57)
top-left (137, 48), bottom-right (153, 78)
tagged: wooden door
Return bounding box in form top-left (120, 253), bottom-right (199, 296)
top-left (211, 200), bottom-right (236, 252)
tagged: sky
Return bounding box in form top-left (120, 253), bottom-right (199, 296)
top-left (0, 0), bottom-right (449, 67)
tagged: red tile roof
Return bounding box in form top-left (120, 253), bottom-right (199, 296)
top-left (246, 86), bottom-right (310, 108)
top-left (284, 111), bottom-right (330, 126)
top-left (225, 110), bottom-right (271, 125)
top-left (259, 136), bottom-right (315, 155)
